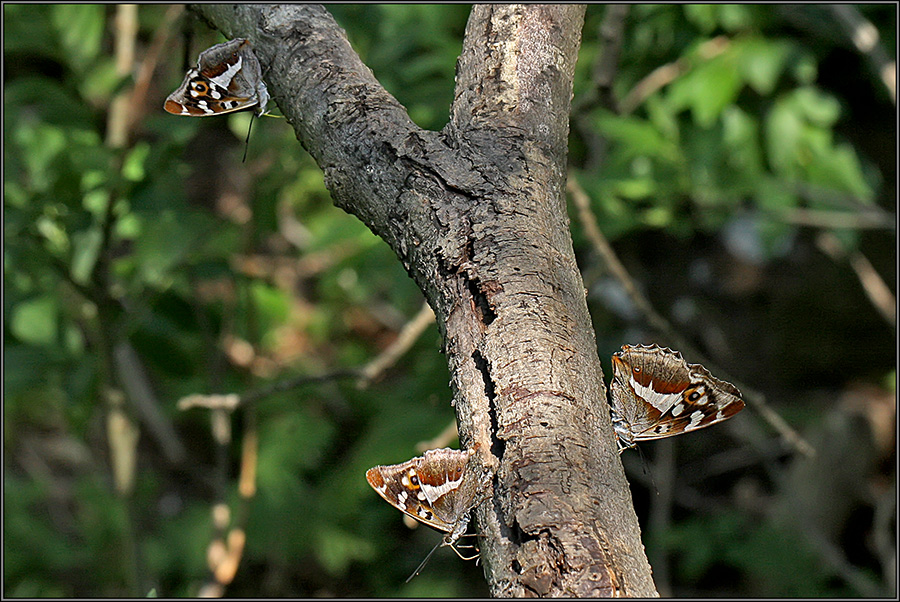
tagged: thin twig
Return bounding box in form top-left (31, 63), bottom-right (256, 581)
top-left (830, 5), bottom-right (895, 103)
top-left (816, 232), bottom-right (896, 328)
top-left (106, 4), bottom-right (138, 149)
top-left (225, 369), bottom-right (360, 411)
top-left (792, 181), bottom-right (896, 216)
top-left (572, 4), bottom-right (630, 115)
top-left (593, 4), bottom-right (630, 112)
top-left (129, 5), bottom-right (185, 130)
top-left (415, 420), bottom-right (461, 453)
top-left (105, 8), bottom-right (145, 596)
top-left (681, 439), bottom-right (789, 483)
top-left (765, 207), bottom-right (895, 231)
top-left (177, 393), bottom-right (242, 412)
top-left (357, 300), bottom-right (436, 386)
top-left (114, 342), bottom-right (188, 465)
top-left (872, 487), bottom-right (897, 591)
top-left (567, 175), bottom-right (816, 458)
top-left (180, 300), bottom-right (436, 412)
top-left (196, 410), bottom-right (257, 598)
top-left (805, 528), bottom-right (886, 597)
top-left (568, 177), bottom-right (676, 338)
top-left (180, 300), bottom-right (438, 594)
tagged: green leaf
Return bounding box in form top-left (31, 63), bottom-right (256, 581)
top-left (737, 37), bottom-right (793, 95)
top-left (251, 282), bottom-right (291, 344)
top-left (716, 5), bottom-right (756, 30)
top-left (765, 88), bottom-right (873, 199)
top-left (12, 120), bottom-right (67, 192)
top-left (10, 295), bottom-right (59, 346)
top-left (683, 5), bottom-right (718, 33)
top-left (755, 175), bottom-right (798, 211)
top-left (122, 142), bottom-right (150, 182)
top-left (669, 51), bottom-right (742, 127)
top-left (133, 211), bottom-right (215, 286)
top-left (51, 5), bottom-right (104, 71)
top-left (3, 5), bottom-right (59, 57)
top-left (70, 226), bottom-right (103, 285)
top-left (793, 86), bottom-right (840, 126)
top-left (593, 112), bottom-right (679, 161)
top-left (765, 97), bottom-right (803, 175)
top-left (722, 106), bottom-right (764, 177)
top-left (3, 346), bottom-right (61, 396)
top-left (80, 59), bottom-right (125, 104)
top-left (5, 77), bottom-right (95, 128)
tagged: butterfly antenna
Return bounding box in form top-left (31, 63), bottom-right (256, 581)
top-left (241, 114), bottom-right (255, 163)
top-left (406, 538), bottom-right (444, 583)
top-left (636, 445), bottom-right (660, 496)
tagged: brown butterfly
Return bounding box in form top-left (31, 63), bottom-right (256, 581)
top-left (366, 446), bottom-right (494, 580)
top-left (609, 344), bottom-right (744, 451)
top-left (165, 38), bottom-right (268, 117)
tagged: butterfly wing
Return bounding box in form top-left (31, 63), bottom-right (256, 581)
top-left (640, 362), bottom-right (744, 439)
top-left (414, 448), bottom-right (475, 525)
top-left (610, 345), bottom-right (744, 445)
top-left (366, 463), bottom-right (454, 533)
top-left (165, 38), bottom-right (266, 116)
top-left (610, 346), bottom-right (683, 446)
top-left (366, 448), bottom-right (474, 534)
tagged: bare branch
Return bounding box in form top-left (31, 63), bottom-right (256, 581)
top-left (571, 5), bottom-right (631, 170)
top-left (766, 207), bottom-right (895, 231)
top-left (114, 342), bottom-right (188, 465)
top-left (196, 5), bottom-right (658, 595)
top-left (593, 5), bottom-right (631, 113)
top-left (619, 36), bottom-right (729, 115)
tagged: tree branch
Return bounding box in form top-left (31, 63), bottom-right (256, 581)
top-left (196, 4), bottom-right (657, 595)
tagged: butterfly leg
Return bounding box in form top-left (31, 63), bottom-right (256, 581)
top-left (446, 533), bottom-right (483, 561)
top-left (448, 542), bottom-right (481, 562)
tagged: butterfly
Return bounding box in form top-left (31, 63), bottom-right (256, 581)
top-left (164, 38), bottom-right (269, 117)
top-left (366, 446), bottom-right (494, 580)
top-left (609, 344), bottom-right (745, 451)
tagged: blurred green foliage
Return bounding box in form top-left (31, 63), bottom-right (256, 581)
top-left (4, 4), bottom-right (894, 598)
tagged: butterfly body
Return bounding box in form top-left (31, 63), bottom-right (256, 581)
top-left (609, 344), bottom-right (744, 451)
top-left (165, 38), bottom-right (269, 117)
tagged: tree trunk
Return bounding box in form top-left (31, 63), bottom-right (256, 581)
top-left (197, 4), bottom-right (658, 596)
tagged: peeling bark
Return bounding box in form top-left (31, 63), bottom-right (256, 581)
top-left (197, 4), bottom-right (658, 596)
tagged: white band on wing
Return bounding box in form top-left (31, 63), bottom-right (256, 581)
top-left (630, 376), bottom-right (681, 412)
top-left (209, 56), bottom-right (243, 89)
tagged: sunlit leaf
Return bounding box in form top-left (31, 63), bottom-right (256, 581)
top-left (10, 295), bottom-right (58, 346)
top-left (51, 5), bottom-right (104, 71)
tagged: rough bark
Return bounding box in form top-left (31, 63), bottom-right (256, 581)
top-left (196, 4), bottom-right (658, 596)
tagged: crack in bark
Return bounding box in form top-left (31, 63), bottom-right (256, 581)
top-left (464, 273), bottom-right (498, 326)
top-left (473, 347), bottom-right (504, 462)
top-left (472, 349), bottom-right (496, 408)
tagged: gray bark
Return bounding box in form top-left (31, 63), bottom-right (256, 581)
top-left (196, 4), bottom-right (657, 596)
